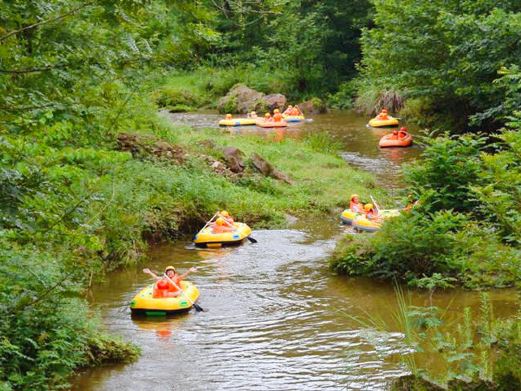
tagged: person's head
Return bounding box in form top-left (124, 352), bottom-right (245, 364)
top-left (381, 108), bottom-right (388, 113)
top-left (400, 127), bottom-right (407, 132)
top-left (165, 265), bottom-right (176, 277)
top-left (216, 217), bottom-right (225, 226)
top-left (393, 130), bottom-right (398, 135)
top-left (220, 210), bottom-right (230, 217)
top-left (350, 194), bottom-right (360, 203)
top-left (265, 112), bottom-right (271, 118)
top-left (364, 203), bottom-right (374, 212)
top-left (251, 111), bottom-right (257, 116)
top-left (287, 105), bottom-right (293, 109)
top-left (274, 108), bottom-right (280, 113)
top-left (225, 113), bottom-right (232, 119)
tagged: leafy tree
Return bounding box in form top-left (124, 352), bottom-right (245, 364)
top-left (358, 0), bottom-right (521, 131)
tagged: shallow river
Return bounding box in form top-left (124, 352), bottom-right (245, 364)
top-left (73, 112), bottom-right (517, 390)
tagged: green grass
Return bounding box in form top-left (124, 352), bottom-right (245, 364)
top-left (153, 66), bottom-right (295, 111)
top-left (130, 119), bottom-right (384, 229)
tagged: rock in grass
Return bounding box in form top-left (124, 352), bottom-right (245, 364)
top-left (217, 84), bottom-right (265, 114)
top-left (250, 153), bottom-right (293, 184)
top-left (217, 84), bottom-right (287, 114)
top-left (223, 147), bottom-right (246, 173)
top-left (117, 133), bottom-right (186, 164)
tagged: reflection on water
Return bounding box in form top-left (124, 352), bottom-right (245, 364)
top-left (163, 110), bottom-right (422, 188)
top-left (73, 228), bottom-right (517, 391)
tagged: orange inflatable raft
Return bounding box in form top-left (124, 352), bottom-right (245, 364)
top-left (256, 120), bottom-right (288, 128)
top-left (379, 132), bottom-right (413, 148)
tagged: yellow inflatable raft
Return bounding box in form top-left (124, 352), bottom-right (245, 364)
top-left (219, 118), bottom-right (257, 126)
top-left (283, 115), bottom-right (305, 123)
top-left (193, 222), bottom-right (252, 248)
top-left (340, 209), bottom-right (359, 225)
top-left (368, 116), bottom-right (399, 128)
top-left (130, 281), bottom-right (200, 316)
top-left (352, 209), bottom-right (401, 232)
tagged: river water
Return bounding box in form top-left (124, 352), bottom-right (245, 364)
top-left (72, 112), bottom-right (517, 390)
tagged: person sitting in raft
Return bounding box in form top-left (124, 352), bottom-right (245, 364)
top-left (144, 265), bottom-right (198, 298)
top-left (349, 194), bottom-right (364, 213)
top-left (290, 105), bottom-right (302, 116)
top-left (273, 109), bottom-right (284, 122)
top-left (263, 112), bottom-right (273, 122)
top-left (224, 113), bottom-right (233, 120)
top-left (247, 111), bottom-right (258, 119)
top-left (219, 210), bottom-right (235, 225)
top-left (283, 105), bottom-right (293, 116)
top-left (211, 217), bottom-right (235, 233)
top-left (364, 203), bottom-right (380, 221)
top-left (376, 108), bottom-right (389, 120)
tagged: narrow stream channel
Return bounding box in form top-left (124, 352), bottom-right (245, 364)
top-left (73, 112), bottom-right (518, 390)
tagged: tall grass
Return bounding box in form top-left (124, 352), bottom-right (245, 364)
top-left (346, 286), bottom-right (520, 389)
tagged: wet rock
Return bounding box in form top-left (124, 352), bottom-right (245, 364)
top-left (250, 153), bottom-right (293, 184)
top-left (264, 94), bottom-right (287, 112)
top-left (222, 147), bottom-right (245, 173)
top-left (298, 97), bottom-right (328, 114)
top-left (117, 133), bottom-right (185, 164)
top-left (217, 84), bottom-right (265, 114)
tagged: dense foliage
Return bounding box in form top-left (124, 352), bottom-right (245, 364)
top-left (333, 66), bottom-right (521, 289)
top-left (0, 1), bottom-right (383, 388)
top-left (206, 0), bottom-right (372, 97)
top-left (357, 0), bottom-right (521, 130)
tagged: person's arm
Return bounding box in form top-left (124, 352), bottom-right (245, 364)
top-left (179, 267), bottom-right (198, 280)
top-left (143, 268), bottom-right (161, 280)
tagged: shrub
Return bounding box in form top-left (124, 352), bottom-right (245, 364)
top-left (404, 134), bottom-right (485, 213)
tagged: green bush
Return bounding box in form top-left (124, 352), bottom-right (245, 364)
top-left (404, 134), bottom-right (485, 213)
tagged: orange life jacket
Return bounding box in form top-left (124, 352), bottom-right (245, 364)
top-left (273, 113), bottom-right (283, 122)
top-left (212, 225), bottom-right (234, 233)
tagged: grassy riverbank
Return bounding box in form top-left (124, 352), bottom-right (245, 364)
top-left (2, 70), bottom-right (383, 388)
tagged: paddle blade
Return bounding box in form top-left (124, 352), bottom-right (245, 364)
top-left (247, 236), bottom-right (258, 244)
top-left (193, 303), bottom-right (205, 312)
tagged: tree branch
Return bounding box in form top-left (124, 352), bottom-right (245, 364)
top-left (0, 2), bottom-right (94, 42)
top-left (0, 64), bottom-right (66, 74)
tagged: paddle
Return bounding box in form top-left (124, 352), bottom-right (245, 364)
top-left (370, 195), bottom-right (381, 213)
top-left (162, 273), bottom-right (205, 313)
top-left (200, 211), bottom-right (220, 232)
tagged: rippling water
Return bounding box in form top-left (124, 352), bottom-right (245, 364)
top-left (72, 227), bottom-right (517, 391)
top-left (73, 112), bottom-right (517, 390)
top-left (73, 229), bottom-right (411, 390)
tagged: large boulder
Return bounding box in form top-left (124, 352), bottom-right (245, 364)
top-left (222, 147), bottom-right (245, 173)
top-left (217, 84), bottom-right (265, 114)
top-left (263, 94), bottom-right (287, 112)
top-left (297, 97), bottom-right (328, 114)
top-left (217, 84), bottom-right (287, 114)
